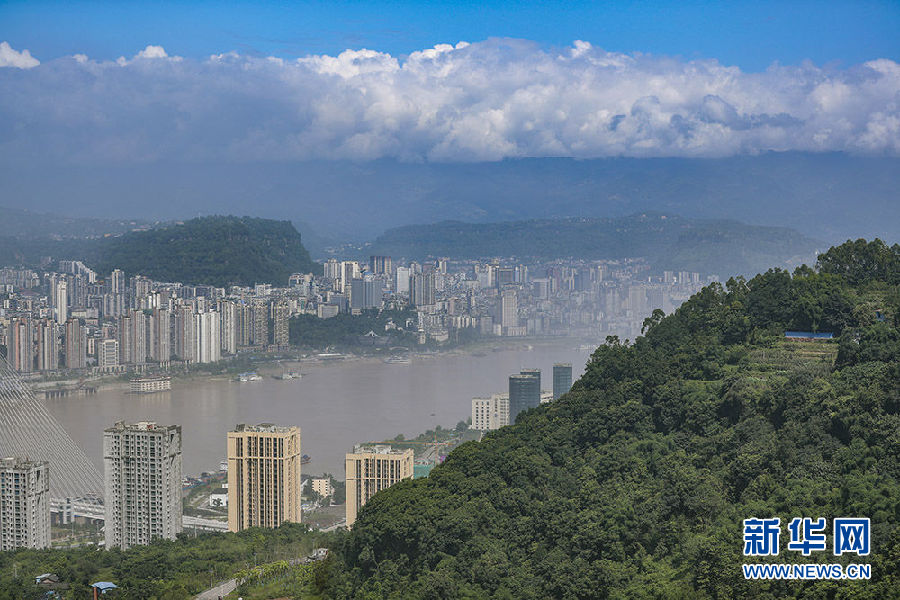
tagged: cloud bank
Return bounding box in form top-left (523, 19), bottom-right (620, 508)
top-left (0, 39), bottom-right (898, 163)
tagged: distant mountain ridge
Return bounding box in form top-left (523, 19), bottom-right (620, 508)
top-left (0, 205), bottom-right (152, 239)
top-left (367, 213), bottom-right (821, 276)
top-left (0, 216), bottom-right (318, 287)
top-left (3, 153), bottom-right (897, 242)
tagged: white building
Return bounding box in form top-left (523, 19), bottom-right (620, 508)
top-left (471, 393), bottom-right (510, 431)
top-left (394, 267), bottom-right (410, 295)
top-left (501, 290), bottom-right (518, 330)
top-left (104, 421), bottom-right (183, 549)
top-left (208, 488), bottom-right (228, 508)
top-left (0, 458), bottom-right (50, 551)
top-left (311, 477), bottom-right (333, 499)
top-left (194, 311), bottom-right (221, 364)
top-left (54, 278), bottom-right (68, 325)
top-left (98, 339), bottom-right (119, 371)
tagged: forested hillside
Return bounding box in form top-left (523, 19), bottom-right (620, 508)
top-left (88, 216), bottom-right (318, 287)
top-left (0, 216), bottom-right (318, 287)
top-left (325, 238), bottom-right (900, 599)
top-left (367, 213), bottom-right (820, 277)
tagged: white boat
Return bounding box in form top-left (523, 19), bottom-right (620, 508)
top-left (236, 372), bottom-right (263, 382)
top-left (384, 356), bottom-right (411, 364)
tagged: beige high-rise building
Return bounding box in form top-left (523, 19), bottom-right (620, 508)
top-left (227, 424), bottom-right (302, 532)
top-left (345, 445), bottom-right (414, 527)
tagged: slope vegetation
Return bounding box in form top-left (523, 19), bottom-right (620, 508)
top-left (328, 239), bottom-right (900, 599)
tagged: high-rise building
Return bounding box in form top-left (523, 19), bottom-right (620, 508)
top-left (174, 305), bottom-right (195, 361)
top-left (471, 393), bottom-right (510, 430)
top-left (64, 318), bottom-right (86, 369)
top-left (250, 300), bottom-right (269, 347)
top-left (219, 300), bottom-right (239, 355)
top-left (345, 445), bottom-right (414, 527)
top-left (227, 424), bottom-right (302, 532)
top-left (369, 255), bottom-right (392, 275)
top-left (350, 278), bottom-right (381, 310)
top-left (35, 319), bottom-right (58, 371)
top-left (553, 363), bottom-right (573, 400)
top-left (340, 261), bottom-right (361, 294)
top-left (194, 310), bottom-right (221, 363)
top-left (104, 421), bottom-right (183, 550)
top-left (410, 271), bottom-right (435, 307)
top-left (501, 289), bottom-right (518, 330)
top-left (150, 308), bottom-right (171, 362)
top-left (9, 317), bottom-right (34, 373)
top-left (98, 338), bottom-right (120, 371)
top-left (272, 301), bottom-right (290, 346)
top-left (509, 370), bottom-right (541, 423)
top-left (395, 267), bottom-right (410, 294)
top-left (110, 269), bottom-right (125, 295)
top-left (54, 278), bottom-right (68, 325)
top-left (323, 258), bottom-right (341, 281)
top-left (0, 458), bottom-right (50, 551)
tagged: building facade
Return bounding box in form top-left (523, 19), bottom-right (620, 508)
top-left (0, 458), bottom-right (50, 551)
top-left (311, 477), bottom-right (334, 499)
top-left (345, 445), bottom-right (414, 527)
top-left (227, 424), bottom-right (302, 532)
top-left (509, 369), bottom-right (541, 423)
top-left (471, 393), bottom-right (510, 430)
top-left (552, 363), bottom-right (573, 400)
top-left (104, 421), bottom-right (183, 549)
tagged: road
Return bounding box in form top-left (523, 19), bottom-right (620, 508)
top-left (195, 578), bottom-right (237, 600)
top-left (194, 551), bottom-right (329, 599)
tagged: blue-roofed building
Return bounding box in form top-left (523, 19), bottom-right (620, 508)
top-left (91, 581), bottom-right (117, 595)
top-left (785, 331), bottom-right (834, 340)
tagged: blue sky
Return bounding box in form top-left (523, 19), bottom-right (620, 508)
top-left (1, 0), bottom-right (898, 71)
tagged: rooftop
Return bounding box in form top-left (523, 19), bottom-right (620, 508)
top-left (105, 421), bottom-right (179, 433)
top-left (351, 444), bottom-right (412, 456)
top-left (232, 423), bottom-right (299, 434)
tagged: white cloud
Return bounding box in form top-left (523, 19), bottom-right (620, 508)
top-left (0, 39), bottom-right (898, 163)
top-left (0, 41), bottom-right (39, 69)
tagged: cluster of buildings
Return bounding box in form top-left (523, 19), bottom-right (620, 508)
top-left (471, 363), bottom-right (573, 430)
top-left (0, 262), bottom-right (314, 376)
top-left (323, 256), bottom-right (712, 343)
top-left (0, 254), bottom-right (710, 376)
top-left (0, 418), bottom-right (418, 551)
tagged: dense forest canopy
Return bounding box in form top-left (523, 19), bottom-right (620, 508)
top-left (325, 239), bottom-right (900, 599)
top-left (367, 213), bottom-right (820, 277)
top-left (0, 216), bottom-right (318, 287)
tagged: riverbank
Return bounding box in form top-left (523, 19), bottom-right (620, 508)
top-left (27, 335), bottom-right (597, 395)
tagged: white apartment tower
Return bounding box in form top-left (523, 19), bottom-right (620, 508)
top-left (54, 278), bottom-right (68, 325)
top-left (104, 421), bottom-right (183, 549)
top-left (0, 458), bottom-right (50, 551)
top-left (194, 311), bottom-right (221, 363)
top-left (98, 339), bottom-right (120, 371)
top-left (471, 393), bottom-right (510, 430)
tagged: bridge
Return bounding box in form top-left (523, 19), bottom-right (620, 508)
top-left (50, 498), bottom-right (229, 532)
top-left (0, 357), bottom-right (103, 499)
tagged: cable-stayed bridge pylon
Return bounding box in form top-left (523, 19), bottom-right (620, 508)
top-left (0, 356), bottom-right (103, 500)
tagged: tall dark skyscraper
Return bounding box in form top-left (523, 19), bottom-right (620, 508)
top-left (509, 369), bottom-right (541, 423)
top-left (553, 363), bottom-right (573, 399)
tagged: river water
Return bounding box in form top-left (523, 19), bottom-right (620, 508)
top-left (45, 342), bottom-right (593, 479)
